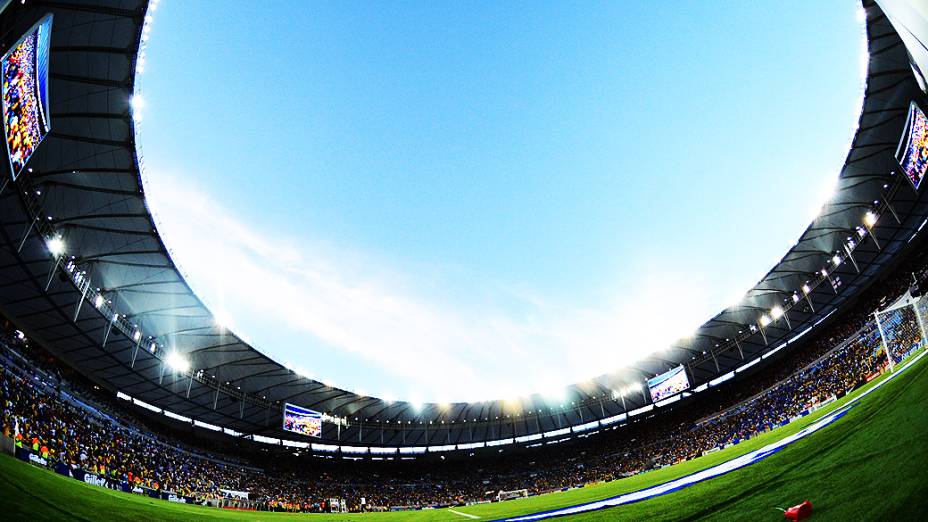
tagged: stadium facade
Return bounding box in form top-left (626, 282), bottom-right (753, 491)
top-left (0, 0), bottom-right (926, 454)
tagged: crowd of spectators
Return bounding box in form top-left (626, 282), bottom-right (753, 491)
top-left (1, 253), bottom-right (926, 512)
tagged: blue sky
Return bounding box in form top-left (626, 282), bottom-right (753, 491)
top-left (137, 1), bottom-right (864, 402)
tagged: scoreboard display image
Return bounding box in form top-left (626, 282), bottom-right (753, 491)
top-left (896, 102), bottom-right (928, 190)
top-left (283, 403), bottom-right (323, 437)
top-left (2, 14), bottom-right (52, 180)
top-left (648, 365), bottom-right (690, 403)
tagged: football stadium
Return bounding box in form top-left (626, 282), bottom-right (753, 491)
top-left (1, 1), bottom-right (928, 520)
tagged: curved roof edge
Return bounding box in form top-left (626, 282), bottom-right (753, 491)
top-left (0, 0), bottom-right (926, 447)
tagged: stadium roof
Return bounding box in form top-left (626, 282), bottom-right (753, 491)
top-left (0, 0), bottom-right (926, 447)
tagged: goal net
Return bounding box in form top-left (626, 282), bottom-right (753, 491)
top-left (497, 489), bottom-right (529, 501)
top-left (874, 295), bottom-right (928, 371)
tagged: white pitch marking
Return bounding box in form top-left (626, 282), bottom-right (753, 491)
top-left (504, 349), bottom-right (927, 522)
top-left (449, 508), bottom-right (481, 519)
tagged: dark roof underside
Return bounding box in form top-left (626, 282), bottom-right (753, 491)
top-left (0, 0), bottom-right (926, 446)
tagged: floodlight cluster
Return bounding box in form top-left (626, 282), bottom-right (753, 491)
top-left (166, 350), bottom-right (191, 373)
top-left (612, 383), bottom-right (642, 399)
top-left (48, 235), bottom-right (196, 383)
top-left (750, 208), bottom-right (882, 338)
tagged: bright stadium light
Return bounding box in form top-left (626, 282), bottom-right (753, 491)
top-left (810, 175), bottom-right (839, 221)
top-left (802, 284), bottom-right (811, 295)
top-left (770, 305), bottom-right (784, 320)
top-left (759, 314), bottom-right (772, 328)
top-left (213, 309), bottom-right (231, 330)
top-left (130, 95), bottom-right (146, 122)
top-left (46, 237), bottom-right (65, 256)
top-left (130, 94), bottom-right (145, 112)
top-left (133, 330), bottom-right (141, 342)
top-left (864, 210), bottom-right (878, 227)
top-left (166, 351), bottom-right (190, 373)
top-left (832, 254), bottom-right (842, 266)
top-left (545, 386), bottom-right (568, 404)
top-left (94, 294), bottom-right (104, 308)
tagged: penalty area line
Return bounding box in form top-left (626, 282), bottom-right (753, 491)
top-left (449, 508), bottom-right (481, 519)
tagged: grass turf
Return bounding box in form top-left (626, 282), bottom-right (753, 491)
top-left (1, 353), bottom-right (926, 521)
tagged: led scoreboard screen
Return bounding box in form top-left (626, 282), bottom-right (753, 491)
top-left (897, 102), bottom-right (928, 190)
top-left (283, 403), bottom-right (322, 437)
top-left (647, 365), bottom-right (690, 402)
top-left (2, 15), bottom-right (52, 180)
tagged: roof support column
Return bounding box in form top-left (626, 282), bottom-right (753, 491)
top-left (44, 255), bottom-right (61, 292)
top-left (130, 336), bottom-right (141, 368)
top-left (844, 243), bottom-right (860, 273)
top-left (213, 368), bottom-right (221, 410)
top-left (17, 217), bottom-right (36, 253)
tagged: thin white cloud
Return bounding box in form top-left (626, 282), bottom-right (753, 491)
top-left (144, 171), bottom-right (740, 402)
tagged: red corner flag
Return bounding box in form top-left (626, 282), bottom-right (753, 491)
top-left (783, 500), bottom-right (813, 520)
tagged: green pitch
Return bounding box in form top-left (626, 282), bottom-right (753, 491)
top-left (2, 355), bottom-right (927, 521)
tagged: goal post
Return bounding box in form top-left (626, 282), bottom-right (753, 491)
top-left (497, 489), bottom-right (529, 501)
top-left (874, 295), bottom-right (928, 371)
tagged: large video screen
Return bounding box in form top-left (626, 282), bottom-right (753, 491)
top-left (283, 403), bottom-right (322, 437)
top-left (2, 15), bottom-right (52, 181)
top-left (647, 365), bottom-right (690, 402)
top-left (897, 102), bottom-right (928, 190)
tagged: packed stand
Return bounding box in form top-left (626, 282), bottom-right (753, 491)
top-left (1, 253), bottom-right (926, 511)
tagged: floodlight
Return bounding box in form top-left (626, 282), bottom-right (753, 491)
top-left (213, 310), bottom-right (231, 330)
top-left (133, 330), bottom-right (141, 342)
top-left (770, 305), bottom-right (784, 320)
top-left (832, 254), bottom-right (842, 266)
top-left (802, 284), bottom-right (811, 295)
top-left (759, 314), bottom-right (772, 328)
top-left (166, 351), bottom-right (190, 373)
top-left (864, 211), bottom-right (878, 227)
top-left (94, 294), bottom-right (104, 308)
top-left (545, 386), bottom-right (568, 404)
top-left (46, 237), bottom-right (65, 256)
